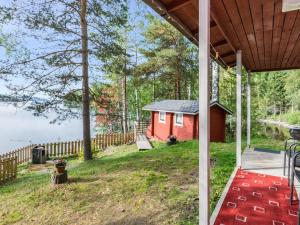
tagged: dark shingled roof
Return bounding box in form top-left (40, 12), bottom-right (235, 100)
top-left (143, 100), bottom-right (232, 115)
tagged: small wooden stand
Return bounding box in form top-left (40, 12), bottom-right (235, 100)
top-left (51, 170), bottom-right (68, 184)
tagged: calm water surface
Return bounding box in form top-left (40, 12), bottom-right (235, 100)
top-left (0, 103), bottom-right (95, 154)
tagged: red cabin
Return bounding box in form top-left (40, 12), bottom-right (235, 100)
top-left (143, 100), bottom-right (232, 142)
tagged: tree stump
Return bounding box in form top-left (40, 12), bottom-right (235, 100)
top-left (51, 170), bottom-right (68, 184)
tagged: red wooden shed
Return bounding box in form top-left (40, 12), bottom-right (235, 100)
top-left (143, 100), bottom-right (232, 142)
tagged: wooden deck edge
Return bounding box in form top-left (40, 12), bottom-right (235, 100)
top-left (210, 166), bottom-right (239, 225)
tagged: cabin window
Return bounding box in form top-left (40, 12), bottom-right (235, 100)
top-left (159, 112), bottom-right (166, 123)
top-left (174, 113), bottom-right (183, 126)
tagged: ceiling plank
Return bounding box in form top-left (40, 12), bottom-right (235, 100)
top-left (249, 0), bottom-right (266, 70)
top-left (236, 0), bottom-right (260, 69)
top-left (144, 0), bottom-right (300, 72)
top-left (251, 66), bottom-right (300, 72)
top-left (275, 10), bottom-right (298, 68)
top-left (287, 36), bottom-right (300, 68)
top-left (210, 8), bottom-right (237, 51)
top-left (271, 0), bottom-right (285, 69)
top-left (291, 57), bottom-right (300, 67)
top-left (222, 0), bottom-right (255, 70)
top-left (263, 0), bottom-right (275, 69)
top-left (283, 12), bottom-right (300, 68)
top-left (211, 0), bottom-right (250, 68)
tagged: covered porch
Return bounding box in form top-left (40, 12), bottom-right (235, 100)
top-left (143, 0), bottom-right (300, 224)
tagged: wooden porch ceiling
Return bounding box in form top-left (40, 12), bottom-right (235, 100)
top-left (143, 0), bottom-right (300, 72)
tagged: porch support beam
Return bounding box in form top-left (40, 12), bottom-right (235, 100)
top-left (199, 0), bottom-right (210, 224)
top-left (247, 71), bottom-right (251, 148)
top-left (212, 39), bottom-right (227, 48)
top-left (166, 0), bottom-right (191, 13)
top-left (236, 50), bottom-right (242, 167)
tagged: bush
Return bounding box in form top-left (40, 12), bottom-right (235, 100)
top-left (282, 111), bottom-right (300, 125)
top-left (267, 111), bottom-right (300, 125)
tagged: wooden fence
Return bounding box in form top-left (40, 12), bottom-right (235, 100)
top-left (134, 121), bottom-right (150, 137)
top-left (0, 145), bottom-right (34, 165)
top-left (0, 132), bottom-right (135, 166)
top-left (0, 157), bottom-right (17, 185)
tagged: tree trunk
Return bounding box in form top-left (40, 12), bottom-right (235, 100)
top-left (212, 61), bottom-right (219, 102)
top-left (187, 81), bottom-right (191, 100)
top-left (175, 75), bottom-right (181, 100)
top-left (175, 59), bottom-right (181, 100)
top-left (135, 89), bottom-right (140, 122)
top-left (121, 49), bottom-right (128, 134)
top-left (134, 45), bottom-right (140, 123)
top-left (80, 0), bottom-right (92, 161)
top-left (153, 73), bottom-right (156, 101)
top-left (209, 58), bottom-right (213, 101)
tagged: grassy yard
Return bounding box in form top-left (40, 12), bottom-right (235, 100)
top-left (0, 137), bottom-right (285, 225)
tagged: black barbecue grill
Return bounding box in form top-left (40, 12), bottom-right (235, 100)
top-left (290, 127), bottom-right (300, 141)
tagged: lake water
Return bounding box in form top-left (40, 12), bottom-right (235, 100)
top-left (0, 103), bottom-right (95, 154)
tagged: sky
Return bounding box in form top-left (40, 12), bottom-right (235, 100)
top-left (0, 0), bottom-right (158, 96)
top-left (0, 0), bottom-right (161, 154)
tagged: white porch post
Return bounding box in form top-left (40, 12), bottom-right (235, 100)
top-left (247, 71), bottom-right (251, 148)
top-left (199, 0), bottom-right (210, 224)
top-left (236, 50), bottom-right (242, 167)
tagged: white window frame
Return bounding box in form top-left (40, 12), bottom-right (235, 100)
top-left (174, 113), bottom-right (183, 126)
top-left (159, 111), bottom-right (166, 124)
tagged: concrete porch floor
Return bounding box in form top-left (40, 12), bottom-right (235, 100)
top-left (242, 147), bottom-right (300, 189)
top-left (242, 148), bottom-right (285, 177)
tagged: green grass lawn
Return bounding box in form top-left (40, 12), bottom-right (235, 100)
top-left (0, 137), bottom-right (285, 225)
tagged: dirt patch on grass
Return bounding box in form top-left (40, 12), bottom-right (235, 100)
top-left (68, 195), bottom-right (168, 225)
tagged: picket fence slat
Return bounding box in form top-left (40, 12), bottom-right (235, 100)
top-left (0, 157), bottom-right (17, 185)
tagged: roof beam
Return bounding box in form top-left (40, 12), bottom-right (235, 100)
top-left (192, 21), bottom-right (217, 37)
top-left (191, 28), bottom-right (199, 36)
top-left (220, 51), bottom-right (235, 58)
top-left (227, 60), bottom-right (236, 67)
top-left (210, 20), bottom-right (217, 28)
top-left (210, 9), bottom-right (236, 53)
top-left (166, 0), bottom-right (191, 13)
top-left (212, 39), bottom-right (228, 48)
top-left (142, 0), bottom-right (198, 45)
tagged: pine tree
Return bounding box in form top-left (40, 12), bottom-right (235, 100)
top-left (137, 14), bottom-right (198, 100)
top-left (0, 0), bottom-right (127, 160)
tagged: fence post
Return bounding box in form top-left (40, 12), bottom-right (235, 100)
top-left (0, 160), bottom-right (2, 184)
top-left (14, 157), bottom-right (17, 179)
top-left (53, 143), bottom-right (57, 158)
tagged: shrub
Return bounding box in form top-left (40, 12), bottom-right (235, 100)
top-left (282, 111), bottom-right (300, 125)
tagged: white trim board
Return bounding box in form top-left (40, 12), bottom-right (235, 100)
top-left (143, 109), bottom-right (198, 115)
top-left (210, 166), bottom-right (239, 225)
top-left (158, 111), bottom-right (166, 124)
top-left (174, 113), bottom-right (184, 126)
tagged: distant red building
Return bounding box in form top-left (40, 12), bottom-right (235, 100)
top-left (143, 100), bottom-right (232, 142)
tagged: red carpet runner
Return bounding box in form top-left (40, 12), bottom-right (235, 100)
top-left (214, 169), bottom-right (299, 225)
